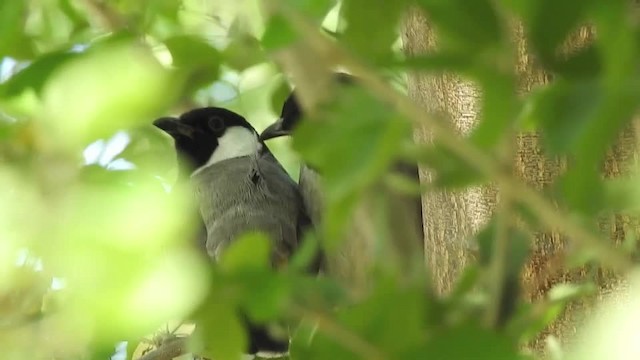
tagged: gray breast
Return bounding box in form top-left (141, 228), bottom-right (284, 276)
top-left (191, 154), bottom-right (303, 265)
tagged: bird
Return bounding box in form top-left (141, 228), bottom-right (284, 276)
top-left (260, 75), bottom-right (424, 297)
top-left (153, 106), bottom-right (320, 356)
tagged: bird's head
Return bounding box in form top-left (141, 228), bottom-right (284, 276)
top-left (259, 91), bottom-right (301, 141)
top-left (153, 107), bottom-right (261, 174)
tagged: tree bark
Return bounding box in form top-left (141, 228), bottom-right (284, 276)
top-left (402, 9), bottom-right (637, 350)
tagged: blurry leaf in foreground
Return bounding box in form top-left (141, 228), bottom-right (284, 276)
top-left (292, 87), bottom-right (411, 241)
top-left (192, 296), bottom-right (247, 360)
top-left (567, 270), bottom-right (640, 360)
top-left (164, 34), bottom-right (221, 94)
top-left (41, 41), bottom-right (177, 147)
top-left (49, 172), bottom-right (208, 338)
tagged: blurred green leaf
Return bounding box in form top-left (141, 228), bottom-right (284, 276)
top-left (292, 282), bottom-right (426, 359)
top-left (534, 79), bottom-right (603, 156)
top-left (41, 39), bottom-right (177, 147)
top-left (293, 87), bottom-right (411, 241)
top-left (551, 44), bottom-right (602, 79)
top-left (282, 0), bottom-right (336, 21)
top-left (424, 323), bottom-right (521, 359)
top-left (261, 15), bottom-right (299, 51)
top-left (293, 88), bottom-right (411, 200)
top-left (222, 35), bottom-right (266, 71)
top-left (234, 271), bottom-right (292, 323)
top-left (341, 0), bottom-right (407, 62)
top-left (0, 51), bottom-right (77, 98)
top-left (418, 143), bottom-right (487, 189)
top-left (164, 35), bottom-right (221, 93)
top-left (0, 1), bottom-right (34, 59)
top-left (414, 0), bottom-right (503, 50)
top-left (196, 299), bottom-right (247, 360)
top-left (469, 72), bottom-right (518, 149)
top-left (525, 0), bottom-right (593, 65)
top-left (219, 232), bottom-right (272, 272)
top-left (269, 77), bottom-right (292, 116)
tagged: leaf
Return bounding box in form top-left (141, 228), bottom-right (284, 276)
top-left (164, 35), bottom-right (221, 93)
top-left (291, 282), bottom-right (427, 359)
top-left (269, 77), bottom-right (293, 116)
top-left (414, 0), bottom-right (503, 50)
top-left (0, 1), bottom-right (34, 59)
top-left (222, 34), bottom-right (266, 71)
top-left (424, 323), bottom-right (521, 359)
top-left (261, 15), bottom-right (299, 51)
top-left (219, 232), bottom-right (272, 272)
top-left (282, 0), bottom-right (336, 21)
top-left (0, 51), bottom-right (77, 98)
top-left (236, 271), bottom-right (290, 323)
top-left (292, 86), bottom-right (412, 241)
top-left (534, 79), bottom-right (603, 156)
top-left (418, 143), bottom-right (487, 189)
top-left (41, 39), bottom-right (176, 147)
top-left (195, 299), bottom-right (247, 360)
top-left (469, 71), bottom-right (518, 149)
top-left (341, 0), bottom-right (408, 61)
top-left (525, 0), bottom-right (593, 65)
top-left (551, 44), bottom-right (602, 80)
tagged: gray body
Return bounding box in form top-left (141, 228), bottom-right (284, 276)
top-left (191, 152), bottom-right (307, 265)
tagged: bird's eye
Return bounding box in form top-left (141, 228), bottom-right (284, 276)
top-left (208, 116), bottom-right (225, 133)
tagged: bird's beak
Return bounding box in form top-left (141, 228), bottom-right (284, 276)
top-left (259, 118), bottom-right (289, 141)
top-left (153, 117), bottom-right (195, 139)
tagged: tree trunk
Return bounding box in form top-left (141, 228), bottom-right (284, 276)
top-left (402, 9), bottom-right (638, 350)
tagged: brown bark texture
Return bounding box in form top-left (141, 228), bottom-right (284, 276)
top-left (402, 10), bottom-right (638, 350)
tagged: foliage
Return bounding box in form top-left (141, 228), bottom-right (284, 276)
top-left (1, 0), bottom-right (640, 359)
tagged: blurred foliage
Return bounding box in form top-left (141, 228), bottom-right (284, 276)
top-left (1, 0), bottom-right (640, 360)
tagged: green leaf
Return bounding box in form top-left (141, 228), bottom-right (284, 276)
top-left (222, 35), bottom-right (266, 71)
top-left (219, 232), bottom-right (272, 272)
top-left (282, 0), bottom-right (336, 21)
top-left (195, 299), bottom-right (247, 360)
top-left (0, 1), bottom-right (34, 59)
top-left (551, 44), bottom-right (602, 80)
top-left (418, 143), bottom-right (486, 189)
top-left (292, 86), bottom-right (412, 240)
top-left (293, 88), bottom-right (411, 200)
top-left (41, 39), bottom-right (176, 147)
top-left (269, 77), bottom-right (293, 116)
top-left (261, 15), bottom-right (299, 51)
top-left (525, 0), bottom-right (593, 65)
top-left (556, 165), bottom-right (604, 216)
top-left (0, 51), bottom-right (77, 98)
top-left (164, 35), bottom-right (221, 93)
top-left (237, 271), bottom-right (290, 322)
top-left (414, 0), bottom-right (503, 50)
top-left (291, 282), bottom-right (427, 359)
top-left (469, 71), bottom-right (518, 149)
top-left (534, 79), bottom-right (603, 156)
top-left (341, 0), bottom-right (408, 61)
top-left (425, 323), bottom-right (521, 359)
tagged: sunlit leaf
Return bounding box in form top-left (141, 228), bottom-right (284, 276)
top-left (41, 40), bottom-right (177, 147)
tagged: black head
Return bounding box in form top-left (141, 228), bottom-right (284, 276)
top-left (153, 107), bottom-right (260, 173)
top-left (259, 91), bottom-right (301, 141)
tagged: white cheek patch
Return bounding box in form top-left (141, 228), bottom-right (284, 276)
top-left (192, 126), bottom-right (261, 176)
